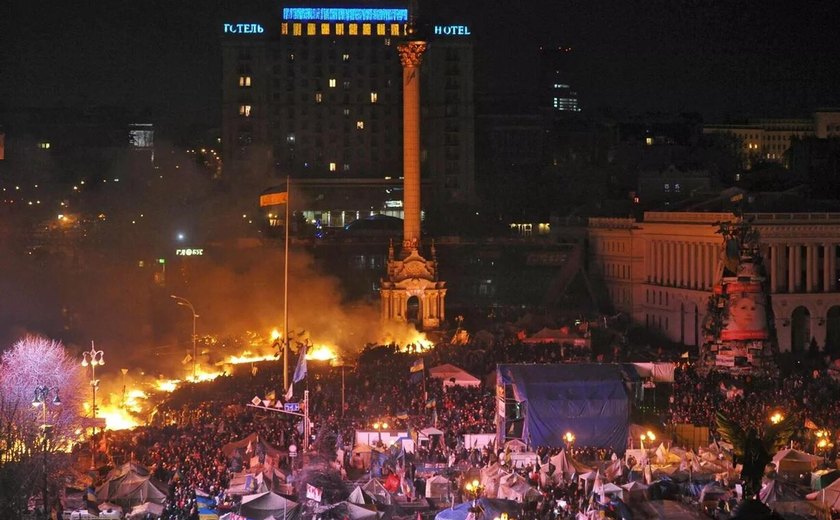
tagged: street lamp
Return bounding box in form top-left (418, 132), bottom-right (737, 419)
top-left (81, 341), bottom-right (104, 470)
top-left (770, 411), bottom-right (784, 425)
top-left (464, 478), bottom-right (485, 514)
top-left (171, 295), bottom-right (199, 380)
top-left (33, 386), bottom-right (61, 517)
top-left (563, 431), bottom-right (575, 452)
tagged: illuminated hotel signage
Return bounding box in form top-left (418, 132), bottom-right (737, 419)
top-left (433, 25), bottom-right (471, 36)
top-left (175, 248), bottom-right (204, 256)
top-left (282, 7), bottom-right (408, 22)
top-left (223, 23), bottom-right (265, 34)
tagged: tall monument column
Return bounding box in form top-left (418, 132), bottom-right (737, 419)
top-left (398, 40), bottom-right (427, 252)
top-left (379, 32), bottom-right (446, 330)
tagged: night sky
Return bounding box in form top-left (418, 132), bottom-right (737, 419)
top-left (3, 0), bottom-right (840, 134)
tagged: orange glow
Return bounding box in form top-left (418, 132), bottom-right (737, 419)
top-left (226, 351), bottom-right (276, 365)
top-left (98, 404), bottom-right (142, 430)
top-left (307, 345), bottom-right (337, 361)
top-left (271, 329), bottom-right (282, 341)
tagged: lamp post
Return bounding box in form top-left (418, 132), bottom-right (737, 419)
top-left (33, 385), bottom-right (61, 517)
top-left (464, 478), bottom-right (485, 516)
top-left (770, 411), bottom-right (784, 425)
top-left (81, 341), bottom-right (104, 470)
top-left (563, 431), bottom-right (575, 453)
top-left (171, 295), bottom-right (199, 380)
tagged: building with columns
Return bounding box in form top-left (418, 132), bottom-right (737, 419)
top-left (588, 211), bottom-right (840, 353)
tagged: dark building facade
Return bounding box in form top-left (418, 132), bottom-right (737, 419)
top-left (221, 6), bottom-right (475, 229)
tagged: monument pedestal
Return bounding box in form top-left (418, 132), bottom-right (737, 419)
top-left (380, 241), bottom-right (446, 330)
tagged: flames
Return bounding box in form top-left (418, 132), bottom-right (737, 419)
top-left (307, 344), bottom-right (337, 361)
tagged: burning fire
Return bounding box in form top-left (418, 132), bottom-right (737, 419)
top-left (307, 345), bottom-right (337, 361)
top-left (98, 405), bottom-right (142, 431)
top-left (226, 351), bottom-right (276, 365)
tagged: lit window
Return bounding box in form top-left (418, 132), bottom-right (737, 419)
top-left (315, 92), bottom-right (323, 103)
top-left (329, 78), bottom-right (336, 88)
top-left (645, 136), bottom-right (653, 146)
top-left (281, 23), bottom-right (288, 35)
top-left (663, 183), bottom-right (670, 192)
top-left (293, 23), bottom-right (302, 36)
top-left (335, 23), bottom-right (344, 35)
top-left (329, 162), bottom-right (337, 172)
top-left (287, 134), bottom-right (296, 143)
top-left (390, 24), bottom-right (400, 36)
top-left (239, 105), bottom-right (252, 117)
top-left (38, 142), bottom-right (51, 149)
top-left (343, 108), bottom-right (350, 116)
top-left (307, 23), bottom-right (316, 35)
top-left (376, 23), bottom-right (386, 35)
top-left (349, 23), bottom-right (358, 35)
top-left (370, 92), bottom-right (378, 103)
top-left (342, 53), bottom-right (350, 62)
top-left (239, 76), bottom-right (252, 87)
top-left (321, 23), bottom-right (330, 35)
top-left (356, 121), bottom-right (365, 130)
top-left (362, 24), bottom-right (371, 35)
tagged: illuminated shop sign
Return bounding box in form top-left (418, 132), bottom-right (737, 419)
top-left (282, 7), bottom-right (408, 22)
top-left (175, 248), bottom-right (204, 256)
top-left (223, 23), bottom-right (265, 34)
top-left (433, 25), bottom-right (471, 36)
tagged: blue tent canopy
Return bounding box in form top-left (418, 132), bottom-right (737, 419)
top-left (497, 364), bottom-right (629, 450)
top-left (435, 498), bottom-right (522, 520)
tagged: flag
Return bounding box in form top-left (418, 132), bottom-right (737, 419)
top-left (425, 397), bottom-right (436, 409)
top-left (804, 418), bottom-right (819, 430)
top-left (293, 345), bottom-right (308, 383)
top-left (284, 383), bottom-right (293, 401)
top-left (306, 483), bottom-right (323, 502)
top-left (410, 358), bottom-right (425, 373)
top-left (260, 191), bottom-right (288, 207)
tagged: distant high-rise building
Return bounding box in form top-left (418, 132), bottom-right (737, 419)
top-left (221, 5), bottom-right (476, 229)
top-left (538, 46), bottom-right (580, 113)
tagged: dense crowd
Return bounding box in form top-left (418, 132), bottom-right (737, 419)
top-left (86, 313), bottom-right (840, 520)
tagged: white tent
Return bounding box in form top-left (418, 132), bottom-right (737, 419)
top-left (772, 449), bottom-right (822, 475)
top-left (127, 502), bottom-right (164, 520)
top-left (428, 364), bottom-right (481, 388)
top-left (425, 475), bottom-right (452, 500)
top-left (481, 463), bottom-right (503, 498)
top-left (347, 486), bottom-right (372, 505)
top-left (240, 491), bottom-right (298, 520)
top-left (497, 473), bottom-right (540, 503)
top-left (621, 481), bottom-right (649, 503)
top-left (807, 474), bottom-right (840, 510)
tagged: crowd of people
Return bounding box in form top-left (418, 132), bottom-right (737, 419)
top-left (83, 314), bottom-right (840, 520)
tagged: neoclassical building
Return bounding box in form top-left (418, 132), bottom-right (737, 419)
top-left (588, 211), bottom-right (840, 353)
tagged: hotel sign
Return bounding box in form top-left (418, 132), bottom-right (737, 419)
top-left (176, 248), bottom-right (204, 256)
top-left (433, 25), bottom-right (471, 36)
top-left (223, 23), bottom-right (265, 34)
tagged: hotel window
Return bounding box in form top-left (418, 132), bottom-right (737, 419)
top-left (356, 121), bottom-right (365, 130)
top-left (348, 23), bottom-right (358, 35)
top-left (343, 108), bottom-right (350, 117)
top-left (329, 162), bottom-right (337, 172)
top-left (370, 92), bottom-right (378, 103)
top-left (38, 142), bottom-right (51, 149)
top-left (321, 23), bottom-right (330, 35)
top-left (336, 23), bottom-right (344, 35)
top-left (362, 24), bottom-right (371, 35)
top-left (239, 105), bottom-right (252, 117)
top-left (315, 92), bottom-right (323, 103)
top-left (293, 23), bottom-right (302, 36)
top-left (281, 23), bottom-right (289, 35)
top-left (390, 24), bottom-right (400, 36)
top-left (329, 78), bottom-right (336, 88)
top-left (342, 53), bottom-right (350, 62)
top-left (239, 76), bottom-right (252, 87)
top-left (307, 23), bottom-right (316, 35)
top-left (376, 23), bottom-right (386, 35)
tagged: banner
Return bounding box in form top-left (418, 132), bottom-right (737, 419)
top-left (306, 483), bottom-right (322, 502)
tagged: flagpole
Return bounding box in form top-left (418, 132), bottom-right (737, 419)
top-left (283, 175), bottom-right (290, 391)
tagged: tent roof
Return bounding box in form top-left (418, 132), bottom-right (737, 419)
top-left (241, 491), bottom-right (298, 515)
top-left (348, 486), bottom-right (371, 505)
top-left (435, 498), bottom-right (522, 520)
top-left (428, 364), bottom-right (480, 384)
top-left (772, 449), bottom-right (823, 464)
top-left (420, 427), bottom-right (444, 436)
top-left (222, 433), bottom-right (284, 461)
top-left (807, 474), bottom-right (840, 509)
top-left (622, 481), bottom-right (649, 491)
